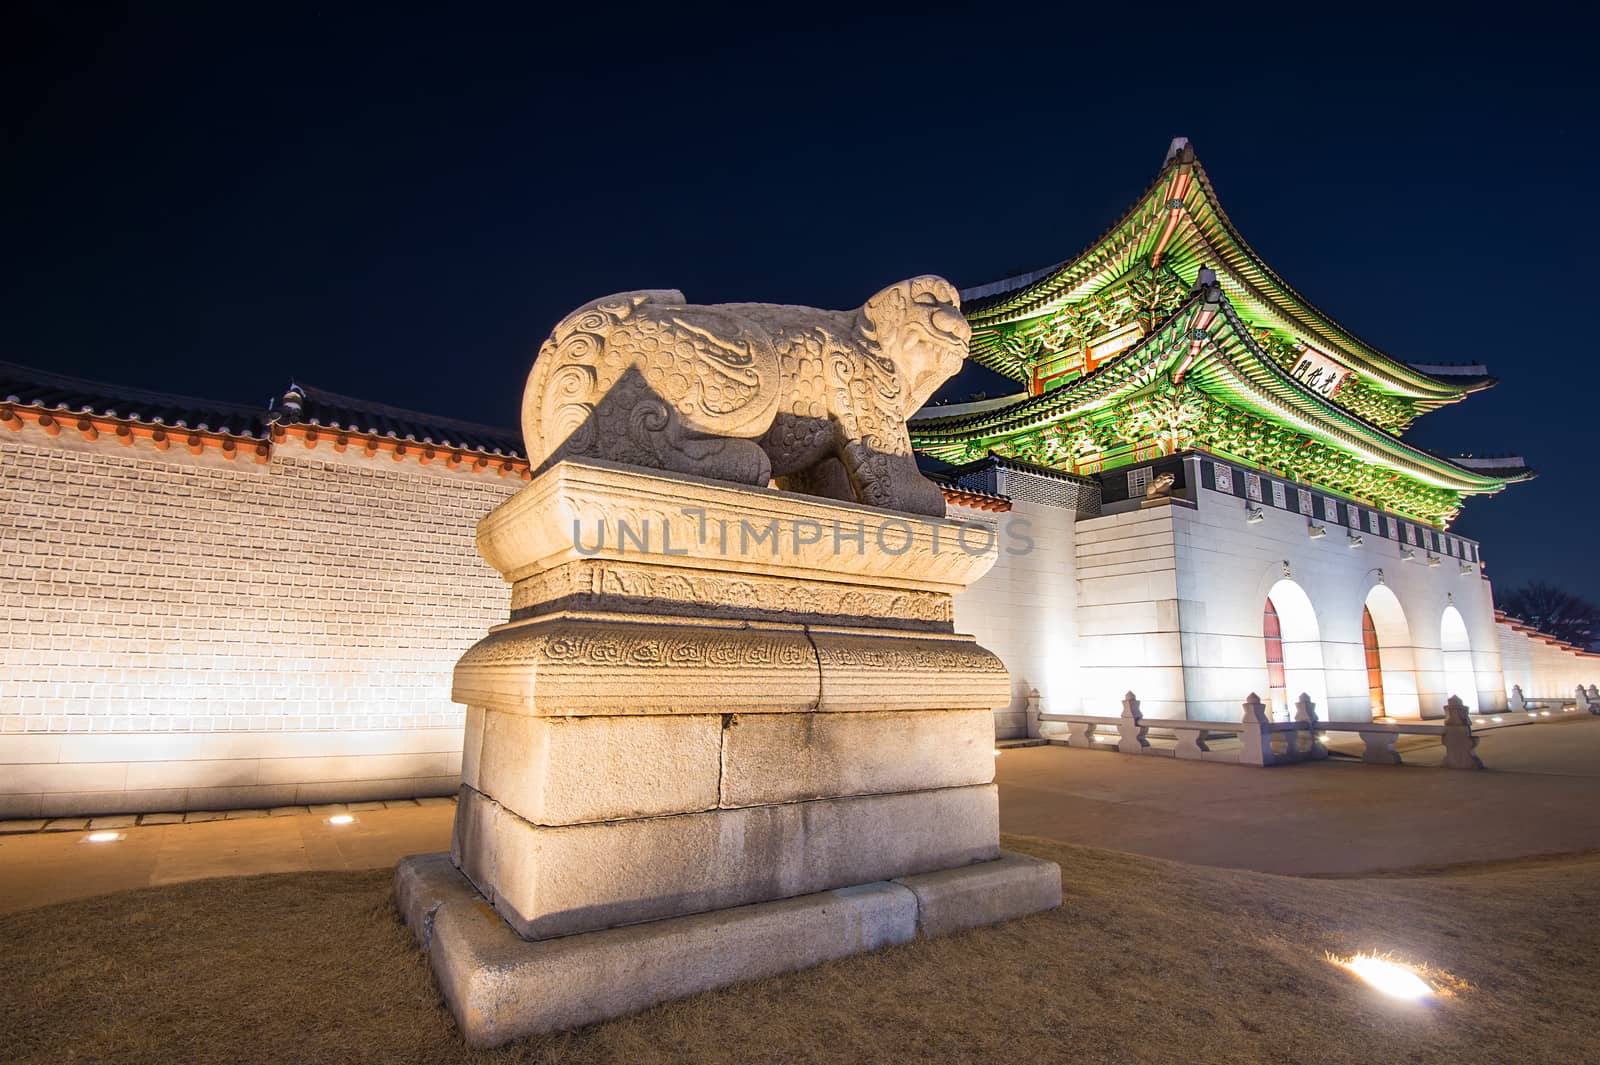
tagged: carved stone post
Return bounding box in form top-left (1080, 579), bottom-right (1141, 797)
top-left (1238, 693), bottom-right (1274, 767)
top-left (1576, 686), bottom-right (1592, 714)
top-left (1441, 695), bottom-right (1483, 770)
top-left (1066, 720), bottom-right (1096, 747)
top-left (1294, 693), bottom-right (1328, 761)
top-left (1508, 684), bottom-right (1526, 712)
top-left (1173, 724), bottom-right (1212, 760)
top-left (1358, 726), bottom-right (1400, 764)
top-left (1117, 691), bottom-right (1148, 754)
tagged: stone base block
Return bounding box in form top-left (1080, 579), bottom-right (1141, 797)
top-left (461, 707), bottom-right (997, 828)
top-left (468, 709), bottom-right (724, 825)
top-left (453, 782), bottom-right (1001, 939)
top-left (719, 708), bottom-right (996, 808)
top-left (894, 852), bottom-right (1063, 938)
top-left (396, 849), bottom-right (1061, 1047)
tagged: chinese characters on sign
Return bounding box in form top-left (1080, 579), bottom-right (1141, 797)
top-left (1290, 344), bottom-right (1351, 398)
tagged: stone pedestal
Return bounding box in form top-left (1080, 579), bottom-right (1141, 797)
top-left (398, 460), bottom-right (1061, 1046)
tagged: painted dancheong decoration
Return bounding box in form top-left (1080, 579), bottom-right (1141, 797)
top-left (524, 277), bottom-right (969, 517)
top-left (911, 138), bottom-right (1531, 527)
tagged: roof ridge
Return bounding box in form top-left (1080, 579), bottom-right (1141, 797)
top-left (282, 380), bottom-right (520, 439)
top-left (960, 147), bottom-right (1185, 310)
top-left (960, 143), bottom-right (1489, 406)
top-left (1178, 160), bottom-right (1484, 398)
top-left (0, 359), bottom-right (266, 418)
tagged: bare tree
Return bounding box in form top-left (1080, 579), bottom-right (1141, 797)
top-left (1498, 582), bottom-right (1600, 649)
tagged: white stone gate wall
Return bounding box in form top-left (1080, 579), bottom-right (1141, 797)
top-left (0, 427), bottom-right (518, 818)
top-left (949, 497), bottom-right (1078, 738)
top-left (1058, 456), bottom-right (1511, 725)
top-left (1071, 504), bottom-right (1187, 720)
top-left (1174, 465), bottom-right (1505, 721)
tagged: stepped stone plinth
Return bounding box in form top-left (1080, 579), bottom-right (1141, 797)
top-left (393, 270), bottom-right (1056, 1042)
top-left (396, 459), bottom-right (1060, 1046)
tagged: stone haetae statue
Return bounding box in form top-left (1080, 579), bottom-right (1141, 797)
top-left (404, 280), bottom-right (1059, 1047)
top-left (523, 277), bottom-right (968, 516)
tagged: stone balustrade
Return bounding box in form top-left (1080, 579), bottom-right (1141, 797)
top-left (1039, 691), bottom-right (1552, 770)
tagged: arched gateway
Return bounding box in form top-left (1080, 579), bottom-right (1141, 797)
top-left (1363, 585), bottom-right (1421, 718)
top-left (1441, 605), bottom-right (1476, 709)
top-left (1262, 578), bottom-right (1328, 721)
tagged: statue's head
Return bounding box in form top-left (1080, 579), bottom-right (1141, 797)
top-left (861, 276), bottom-right (970, 414)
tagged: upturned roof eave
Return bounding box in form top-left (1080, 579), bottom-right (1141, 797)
top-left (1190, 300), bottom-right (1522, 493)
top-left (958, 144), bottom-right (1484, 404)
top-left (914, 293), bottom-right (1525, 496)
top-left (1178, 159), bottom-right (1476, 402)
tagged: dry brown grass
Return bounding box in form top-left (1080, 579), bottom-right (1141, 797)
top-left (3, 835), bottom-right (1598, 1065)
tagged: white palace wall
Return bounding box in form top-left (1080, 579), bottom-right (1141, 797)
top-left (0, 422), bottom-right (519, 818)
top-left (1497, 623), bottom-right (1599, 701)
top-left (6, 413), bottom-right (1599, 816)
top-left (1073, 505), bottom-right (1187, 720)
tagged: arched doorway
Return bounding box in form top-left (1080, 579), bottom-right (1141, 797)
top-left (1362, 606), bottom-right (1385, 715)
top-left (1263, 579), bottom-right (1328, 721)
top-left (1264, 599), bottom-right (1288, 718)
top-left (1362, 585), bottom-right (1420, 718)
top-left (1441, 605), bottom-right (1475, 710)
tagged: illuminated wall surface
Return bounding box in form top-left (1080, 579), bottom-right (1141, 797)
top-left (0, 379), bottom-right (524, 818)
top-left (2, 142), bottom-right (1596, 816)
top-left (1, 371), bottom-right (1595, 817)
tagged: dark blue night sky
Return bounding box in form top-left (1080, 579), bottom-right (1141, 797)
top-left (4, 5), bottom-right (1594, 598)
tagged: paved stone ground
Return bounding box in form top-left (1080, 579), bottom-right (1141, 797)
top-left (3, 717), bottom-right (1597, 913)
top-left (0, 799), bottom-right (456, 913)
top-left (1000, 715), bottom-right (1600, 876)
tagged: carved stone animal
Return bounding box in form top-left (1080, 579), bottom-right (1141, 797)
top-left (522, 277), bottom-right (968, 516)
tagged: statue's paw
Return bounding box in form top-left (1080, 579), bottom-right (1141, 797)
top-left (668, 437), bottom-right (772, 488)
top-left (893, 474), bottom-right (949, 518)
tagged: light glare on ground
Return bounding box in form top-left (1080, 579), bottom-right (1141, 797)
top-left (1334, 953), bottom-right (1434, 1000)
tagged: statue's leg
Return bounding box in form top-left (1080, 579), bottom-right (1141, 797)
top-left (778, 456), bottom-right (854, 502)
top-left (838, 438), bottom-right (945, 517)
top-left (658, 425), bottom-right (772, 487)
top-left (581, 378), bottom-right (772, 486)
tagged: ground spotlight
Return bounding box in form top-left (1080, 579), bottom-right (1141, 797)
top-left (326, 814), bottom-right (356, 826)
